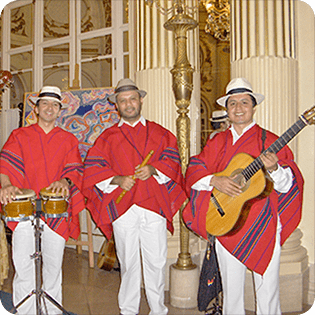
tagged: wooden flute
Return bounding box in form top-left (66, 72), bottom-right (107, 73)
top-left (115, 150), bottom-right (154, 204)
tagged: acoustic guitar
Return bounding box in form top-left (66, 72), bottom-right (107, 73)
top-left (206, 105), bottom-right (315, 237)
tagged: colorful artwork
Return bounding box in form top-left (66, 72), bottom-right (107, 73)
top-left (23, 88), bottom-right (119, 160)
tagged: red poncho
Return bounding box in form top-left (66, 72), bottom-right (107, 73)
top-left (183, 124), bottom-right (304, 274)
top-left (0, 124), bottom-right (85, 240)
top-left (82, 120), bottom-right (187, 239)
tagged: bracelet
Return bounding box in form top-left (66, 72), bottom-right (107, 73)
top-left (64, 177), bottom-right (72, 186)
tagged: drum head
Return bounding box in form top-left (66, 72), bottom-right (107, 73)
top-left (40, 187), bottom-right (64, 198)
top-left (15, 188), bottom-right (36, 199)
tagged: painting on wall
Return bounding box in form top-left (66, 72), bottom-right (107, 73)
top-left (23, 88), bottom-right (119, 160)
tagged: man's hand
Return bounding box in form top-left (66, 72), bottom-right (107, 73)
top-left (210, 175), bottom-right (243, 198)
top-left (111, 164), bottom-right (157, 192)
top-left (260, 152), bottom-right (278, 172)
top-left (134, 165), bottom-right (157, 181)
top-left (111, 175), bottom-right (136, 191)
top-left (0, 174), bottom-right (23, 205)
top-left (47, 179), bottom-right (70, 197)
top-left (0, 185), bottom-right (23, 205)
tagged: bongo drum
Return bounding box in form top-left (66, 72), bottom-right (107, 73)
top-left (2, 188), bottom-right (36, 222)
top-left (39, 188), bottom-right (68, 218)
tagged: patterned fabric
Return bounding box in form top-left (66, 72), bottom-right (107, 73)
top-left (83, 120), bottom-right (187, 239)
top-left (183, 124), bottom-right (304, 274)
top-left (23, 88), bottom-right (118, 160)
top-left (0, 124), bottom-right (86, 241)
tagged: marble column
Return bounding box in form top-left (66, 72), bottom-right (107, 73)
top-left (231, 0), bottom-right (309, 311)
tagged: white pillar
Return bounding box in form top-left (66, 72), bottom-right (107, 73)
top-left (231, 0), bottom-right (309, 311)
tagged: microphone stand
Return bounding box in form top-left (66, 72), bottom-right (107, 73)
top-left (12, 198), bottom-right (71, 315)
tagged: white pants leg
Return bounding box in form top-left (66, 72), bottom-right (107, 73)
top-left (12, 220), bottom-right (65, 315)
top-left (13, 221), bottom-right (36, 315)
top-left (113, 206), bottom-right (168, 315)
top-left (216, 217), bottom-right (282, 315)
top-left (216, 239), bottom-right (247, 315)
top-left (113, 208), bottom-right (142, 315)
top-left (140, 209), bottom-right (168, 315)
top-left (41, 222), bottom-right (66, 314)
top-left (253, 219), bottom-right (282, 315)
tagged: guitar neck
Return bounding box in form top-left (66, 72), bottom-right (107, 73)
top-left (242, 117), bottom-right (308, 181)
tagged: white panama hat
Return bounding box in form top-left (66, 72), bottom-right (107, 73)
top-left (108, 78), bottom-right (147, 104)
top-left (216, 78), bottom-right (265, 107)
top-left (37, 86), bottom-right (68, 109)
top-left (210, 110), bottom-right (228, 122)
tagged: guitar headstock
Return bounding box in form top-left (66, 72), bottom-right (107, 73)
top-left (302, 105), bottom-right (315, 125)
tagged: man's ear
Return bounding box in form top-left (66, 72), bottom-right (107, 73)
top-left (34, 106), bottom-right (39, 114)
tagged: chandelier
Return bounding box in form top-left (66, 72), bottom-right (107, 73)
top-left (201, 0), bottom-right (230, 41)
top-left (145, 0), bottom-right (230, 42)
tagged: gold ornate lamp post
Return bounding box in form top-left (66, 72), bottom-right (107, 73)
top-left (145, 0), bottom-right (199, 307)
top-left (163, 1), bottom-right (200, 308)
top-left (164, 3), bottom-right (197, 271)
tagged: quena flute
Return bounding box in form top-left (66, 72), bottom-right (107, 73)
top-left (116, 150), bottom-right (154, 204)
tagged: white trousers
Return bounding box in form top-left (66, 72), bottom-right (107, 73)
top-left (113, 205), bottom-right (168, 315)
top-left (12, 220), bottom-right (65, 315)
top-left (216, 218), bottom-right (282, 315)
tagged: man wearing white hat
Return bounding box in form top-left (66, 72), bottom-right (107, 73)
top-left (209, 110), bottom-right (229, 140)
top-left (0, 86), bottom-right (85, 314)
top-left (184, 78), bottom-right (304, 314)
top-left (83, 78), bottom-right (187, 315)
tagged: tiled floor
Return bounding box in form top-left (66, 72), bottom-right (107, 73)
top-left (1, 247), bottom-right (312, 315)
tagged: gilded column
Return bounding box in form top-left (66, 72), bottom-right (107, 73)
top-left (163, 4), bottom-right (199, 308)
top-left (231, 0), bottom-right (308, 311)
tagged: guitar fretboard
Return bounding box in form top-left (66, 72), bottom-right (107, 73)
top-left (241, 117), bottom-right (307, 181)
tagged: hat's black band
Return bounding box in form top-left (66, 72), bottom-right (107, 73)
top-left (115, 85), bottom-right (139, 94)
top-left (39, 92), bottom-right (61, 100)
top-left (227, 88), bottom-right (252, 95)
top-left (212, 115), bottom-right (228, 121)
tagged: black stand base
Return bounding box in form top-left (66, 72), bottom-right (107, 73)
top-left (13, 198), bottom-right (71, 315)
top-left (12, 289), bottom-right (71, 315)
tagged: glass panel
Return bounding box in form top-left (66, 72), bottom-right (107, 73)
top-left (123, 31), bottom-right (128, 53)
top-left (10, 52), bottom-right (32, 71)
top-left (81, 59), bottom-right (112, 88)
top-left (43, 66), bottom-right (69, 90)
top-left (43, 0), bottom-right (69, 41)
top-left (10, 3), bottom-right (33, 48)
top-left (81, 35), bottom-right (112, 60)
top-left (123, 0), bottom-right (129, 24)
top-left (81, 0), bottom-right (111, 33)
top-left (124, 55), bottom-right (129, 79)
top-left (43, 44), bottom-right (69, 67)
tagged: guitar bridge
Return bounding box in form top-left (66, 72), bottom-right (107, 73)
top-left (211, 193), bottom-right (225, 217)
